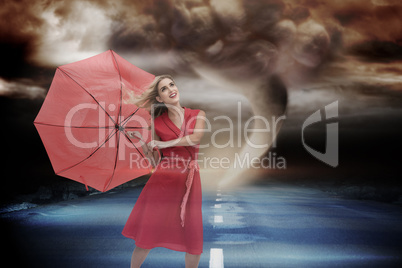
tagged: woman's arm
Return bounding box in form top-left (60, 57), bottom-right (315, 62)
top-left (149, 110), bottom-right (206, 150)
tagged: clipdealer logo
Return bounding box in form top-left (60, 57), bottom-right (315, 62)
top-left (301, 101), bottom-right (339, 167)
top-left (62, 100), bottom-right (339, 169)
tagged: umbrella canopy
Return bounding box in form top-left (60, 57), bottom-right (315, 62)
top-left (34, 50), bottom-right (155, 192)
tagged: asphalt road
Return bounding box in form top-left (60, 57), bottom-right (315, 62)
top-left (2, 182), bottom-right (402, 267)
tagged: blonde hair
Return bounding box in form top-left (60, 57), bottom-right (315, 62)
top-left (133, 74), bottom-right (174, 118)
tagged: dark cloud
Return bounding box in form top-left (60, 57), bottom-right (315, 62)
top-left (291, 19), bottom-right (330, 67)
top-left (107, 0), bottom-right (174, 51)
top-left (202, 40), bottom-right (279, 78)
top-left (377, 66), bottom-right (402, 75)
top-left (109, 14), bottom-right (171, 51)
top-left (109, 0), bottom-right (221, 51)
top-left (312, 0), bottom-right (402, 45)
top-left (0, 1), bottom-right (43, 79)
top-left (106, 0), bottom-right (332, 73)
top-left (171, 4), bottom-right (220, 50)
top-left (347, 40), bottom-right (402, 62)
top-left (0, 1), bottom-right (54, 98)
top-left (283, 5), bottom-right (310, 23)
top-left (210, 0), bottom-right (245, 33)
top-left (242, 0), bottom-right (285, 38)
top-left (1, 0), bottom-right (402, 99)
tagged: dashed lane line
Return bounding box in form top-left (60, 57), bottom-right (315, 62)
top-left (209, 248), bottom-right (224, 268)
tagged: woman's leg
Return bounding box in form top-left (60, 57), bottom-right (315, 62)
top-left (185, 253), bottom-right (201, 268)
top-left (131, 246), bottom-right (151, 268)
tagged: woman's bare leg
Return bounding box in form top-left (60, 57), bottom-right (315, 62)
top-left (131, 246), bottom-right (151, 268)
top-left (185, 253), bottom-right (201, 268)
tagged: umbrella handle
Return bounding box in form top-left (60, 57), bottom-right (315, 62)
top-left (152, 146), bottom-right (161, 165)
top-left (148, 147), bottom-right (161, 173)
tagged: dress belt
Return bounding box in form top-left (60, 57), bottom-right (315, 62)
top-left (161, 157), bottom-right (199, 227)
top-left (180, 160), bottom-right (199, 227)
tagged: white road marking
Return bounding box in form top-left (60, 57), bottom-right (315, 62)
top-left (214, 215), bottom-right (223, 223)
top-left (209, 248), bottom-right (224, 268)
top-left (210, 190), bottom-right (224, 267)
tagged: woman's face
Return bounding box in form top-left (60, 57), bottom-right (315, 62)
top-left (156, 78), bottom-right (180, 105)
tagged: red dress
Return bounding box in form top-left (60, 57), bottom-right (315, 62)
top-left (122, 107), bottom-right (203, 255)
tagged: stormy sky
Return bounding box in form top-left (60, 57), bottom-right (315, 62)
top-left (1, 0), bottom-right (402, 190)
top-left (2, 0), bottom-right (401, 94)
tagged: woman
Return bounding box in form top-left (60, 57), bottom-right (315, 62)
top-left (122, 75), bottom-right (206, 268)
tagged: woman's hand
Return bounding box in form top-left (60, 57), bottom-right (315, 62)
top-left (147, 140), bottom-right (159, 151)
top-left (147, 140), bottom-right (168, 151)
top-left (126, 131), bottom-right (142, 140)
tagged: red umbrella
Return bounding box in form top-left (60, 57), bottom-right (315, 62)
top-left (34, 50), bottom-right (155, 192)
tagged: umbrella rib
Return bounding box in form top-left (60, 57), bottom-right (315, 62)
top-left (57, 129), bottom-right (117, 176)
top-left (121, 107), bottom-right (140, 126)
top-left (122, 98), bottom-right (153, 126)
top-left (121, 107), bottom-right (151, 132)
top-left (103, 128), bottom-right (121, 191)
top-left (123, 132), bottom-right (155, 173)
top-left (58, 67), bottom-right (116, 125)
top-left (124, 126), bottom-right (150, 129)
top-left (103, 130), bottom-right (149, 191)
top-left (110, 50), bottom-right (123, 127)
top-left (34, 122), bottom-right (113, 129)
top-left (103, 50), bottom-right (123, 191)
